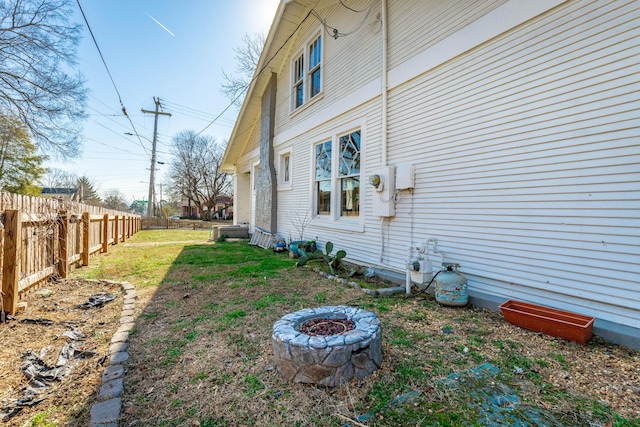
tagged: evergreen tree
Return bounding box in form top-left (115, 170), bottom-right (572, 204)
top-left (77, 176), bottom-right (102, 205)
top-left (0, 114), bottom-right (46, 195)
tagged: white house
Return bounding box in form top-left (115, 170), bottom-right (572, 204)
top-left (221, 0), bottom-right (640, 349)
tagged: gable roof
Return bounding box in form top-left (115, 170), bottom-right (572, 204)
top-left (221, 0), bottom-right (315, 173)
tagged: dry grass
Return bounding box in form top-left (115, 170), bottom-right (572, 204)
top-left (0, 279), bottom-right (123, 426)
top-left (1, 232), bottom-right (638, 427)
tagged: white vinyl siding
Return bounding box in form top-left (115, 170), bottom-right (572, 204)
top-left (388, 0), bottom-right (508, 69)
top-left (384, 0), bottom-right (640, 328)
top-left (239, 0), bottom-right (638, 334)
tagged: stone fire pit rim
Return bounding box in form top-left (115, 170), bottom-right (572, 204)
top-left (272, 305), bottom-right (381, 349)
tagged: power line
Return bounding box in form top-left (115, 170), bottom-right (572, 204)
top-left (76, 0), bottom-right (152, 159)
top-left (76, 0), bottom-right (127, 116)
top-left (163, 100), bottom-right (236, 125)
top-left (339, 0), bottom-right (368, 13)
top-left (195, 9), bottom-right (315, 136)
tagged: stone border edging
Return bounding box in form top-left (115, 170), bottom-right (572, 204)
top-left (89, 281), bottom-right (137, 427)
top-left (312, 267), bottom-right (405, 297)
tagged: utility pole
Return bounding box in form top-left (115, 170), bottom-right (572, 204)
top-left (141, 97), bottom-right (171, 218)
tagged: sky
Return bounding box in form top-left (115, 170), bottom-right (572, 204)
top-left (45, 0), bottom-right (280, 203)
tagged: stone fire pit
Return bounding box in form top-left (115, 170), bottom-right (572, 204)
top-left (272, 306), bottom-right (382, 387)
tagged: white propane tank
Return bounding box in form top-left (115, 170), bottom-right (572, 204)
top-left (435, 263), bottom-right (468, 307)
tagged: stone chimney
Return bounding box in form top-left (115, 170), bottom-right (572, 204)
top-left (254, 73), bottom-right (278, 233)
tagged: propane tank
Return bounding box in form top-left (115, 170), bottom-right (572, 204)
top-left (435, 263), bottom-right (468, 307)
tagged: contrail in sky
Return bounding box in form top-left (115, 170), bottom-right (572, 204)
top-left (145, 12), bottom-right (175, 37)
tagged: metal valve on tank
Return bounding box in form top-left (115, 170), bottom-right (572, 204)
top-left (435, 263), bottom-right (468, 307)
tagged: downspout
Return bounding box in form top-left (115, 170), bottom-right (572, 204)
top-left (379, 0), bottom-right (390, 266)
top-left (381, 0), bottom-right (388, 166)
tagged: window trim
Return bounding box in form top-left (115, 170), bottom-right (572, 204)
top-left (290, 30), bottom-right (323, 112)
top-left (251, 160), bottom-right (260, 192)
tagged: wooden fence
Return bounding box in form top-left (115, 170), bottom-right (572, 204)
top-left (0, 192), bottom-right (141, 315)
top-left (141, 218), bottom-right (228, 230)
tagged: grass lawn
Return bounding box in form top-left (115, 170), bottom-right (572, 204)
top-left (70, 229), bottom-right (639, 427)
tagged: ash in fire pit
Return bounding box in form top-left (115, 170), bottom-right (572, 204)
top-left (272, 306), bottom-right (382, 387)
top-left (299, 317), bottom-right (355, 336)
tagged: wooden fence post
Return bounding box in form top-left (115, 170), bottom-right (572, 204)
top-left (122, 216), bottom-right (127, 243)
top-left (82, 212), bottom-right (90, 266)
top-left (59, 211), bottom-right (68, 278)
top-left (102, 213), bottom-right (109, 253)
top-left (113, 215), bottom-right (119, 245)
top-left (0, 223), bottom-right (4, 318)
top-left (2, 210), bottom-right (21, 315)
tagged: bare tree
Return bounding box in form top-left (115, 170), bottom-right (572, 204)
top-left (219, 32), bottom-right (265, 108)
top-left (0, 0), bottom-right (87, 159)
top-left (39, 168), bottom-right (78, 189)
top-left (39, 169), bottom-right (101, 204)
top-left (169, 130), bottom-right (231, 220)
top-left (102, 189), bottom-right (129, 211)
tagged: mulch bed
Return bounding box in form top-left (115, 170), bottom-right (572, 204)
top-left (0, 279), bottom-right (123, 426)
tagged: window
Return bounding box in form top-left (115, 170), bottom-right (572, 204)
top-left (315, 141), bottom-right (331, 215)
top-left (314, 130), bottom-right (361, 218)
top-left (293, 55), bottom-right (304, 109)
top-left (292, 34), bottom-right (322, 110)
top-left (283, 154), bottom-right (290, 183)
top-left (308, 37), bottom-right (322, 98)
top-left (339, 131), bottom-right (360, 217)
top-left (252, 162), bottom-right (259, 191)
top-left (278, 149), bottom-right (292, 189)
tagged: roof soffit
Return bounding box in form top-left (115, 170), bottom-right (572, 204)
top-left (222, 0), bottom-right (317, 172)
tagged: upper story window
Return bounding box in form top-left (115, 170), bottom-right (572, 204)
top-left (308, 37), bottom-right (322, 98)
top-left (292, 34), bottom-right (322, 110)
top-left (293, 55), bottom-right (305, 109)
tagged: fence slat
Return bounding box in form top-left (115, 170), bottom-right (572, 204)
top-left (82, 212), bottom-right (90, 266)
top-left (59, 211), bottom-right (68, 278)
top-left (102, 213), bottom-right (109, 253)
top-left (114, 215), bottom-right (119, 246)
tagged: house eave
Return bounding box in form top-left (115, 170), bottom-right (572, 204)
top-left (221, 0), bottom-right (315, 173)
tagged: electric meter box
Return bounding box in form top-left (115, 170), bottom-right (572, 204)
top-left (371, 166), bottom-right (395, 217)
top-left (396, 163), bottom-right (415, 190)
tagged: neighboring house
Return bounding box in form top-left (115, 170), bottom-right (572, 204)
top-left (221, 0), bottom-right (640, 348)
top-left (180, 195), bottom-right (233, 219)
top-left (41, 187), bottom-right (80, 202)
top-left (181, 196), bottom-right (201, 219)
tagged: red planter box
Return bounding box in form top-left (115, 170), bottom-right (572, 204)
top-left (499, 300), bottom-right (595, 344)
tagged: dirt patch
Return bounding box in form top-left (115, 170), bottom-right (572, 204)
top-left (0, 279), bottom-right (123, 426)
